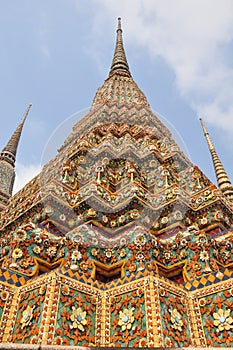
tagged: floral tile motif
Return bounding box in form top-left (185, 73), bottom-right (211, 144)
top-left (10, 284), bottom-right (47, 344)
top-left (198, 288), bottom-right (233, 347)
top-left (109, 289), bottom-right (147, 347)
top-left (53, 284), bottom-right (96, 346)
top-left (159, 286), bottom-right (191, 347)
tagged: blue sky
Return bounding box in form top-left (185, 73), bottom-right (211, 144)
top-left (0, 1), bottom-right (233, 193)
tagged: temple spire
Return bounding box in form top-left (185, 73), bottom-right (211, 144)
top-left (1, 104), bottom-right (32, 166)
top-left (200, 117), bottom-right (233, 202)
top-left (109, 17), bottom-right (131, 78)
top-left (91, 18), bottom-right (149, 108)
top-left (0, 104), bottom-right (32, 209)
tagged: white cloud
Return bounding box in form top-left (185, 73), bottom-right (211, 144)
top-left (13, 163), bottom-right (41, 194)
top-left (90, 0), bottom-right (233, 132)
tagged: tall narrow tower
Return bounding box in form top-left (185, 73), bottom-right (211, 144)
top-left (0, 104), bottom-right (32, 210)
top-left (200, 117), bottom-right (233, 202)
top-left (109, 17), bottom-right (131, 77)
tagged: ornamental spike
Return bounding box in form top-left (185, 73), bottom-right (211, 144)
top-left (109, 17), bottom-right (131, 78)
top-left (200, 117), bottom-right (233, 202)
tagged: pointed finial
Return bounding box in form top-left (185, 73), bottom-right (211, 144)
top-left (21, 103), bottom-right (32, 123)
top-left (0, 104), bottom-right (32, 166)
top-left (200, 117), bottom-right (214, 150)
top-left (117, 17), bottom-right (122, 31)
top-left (109, 17), bottom-right (131, 77)
top-left (200, 117), bottom-right (233, 201)
top-left (91, 18), bottom-right (149, 108)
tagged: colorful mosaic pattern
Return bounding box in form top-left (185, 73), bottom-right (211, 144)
top-left (11, 285), bottom-right (47, 343)
top-left (0, 270), bottom-right (232, 346)
top-left (159, 285), bottom-right (191, 347)
top-left (54, 280), bottom-right (98, 346)
top-left (109, 288), bottom-right (146, 347)
top-left (0, 18), bottom-right (233, 348)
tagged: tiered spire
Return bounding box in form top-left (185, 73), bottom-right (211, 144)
top-left (0, 104), bottom-right (31, 207)
top-left (0, 104), bottom-right (32, 167)
top-left (109, 17), bottom-right (131, 78)
top-left (91, 18), bottom-right (149, 108)
top-left (200, 117), bottom-right (233, 201)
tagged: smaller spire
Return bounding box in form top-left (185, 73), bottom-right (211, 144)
top-left (0, 104), bottom-right (32, 166)
top-left (200, 117), bottom-right (233, 201)
top-left (109, 17), bottom-right (131, 78)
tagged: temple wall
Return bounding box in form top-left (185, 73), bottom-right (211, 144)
top-left (0, 269), bottom-right (232, 347)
